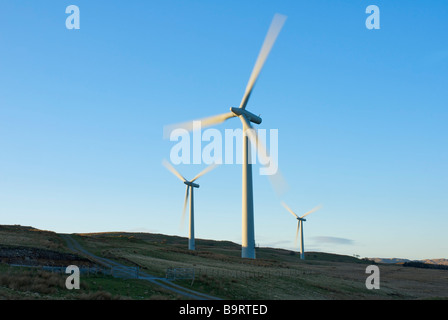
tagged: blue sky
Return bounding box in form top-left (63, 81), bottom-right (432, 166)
top-left (1, 1), bottom-right (447, 260)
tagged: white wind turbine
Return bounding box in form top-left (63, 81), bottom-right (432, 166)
top-left (164, 14), bottom-right (288, 259)
top-left (163, 159), bottom-right (218, 251)
top-left (282, 202), bottom-right (322, 260)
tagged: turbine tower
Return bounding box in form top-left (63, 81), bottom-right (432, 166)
top-left (282, 202), bottom-right (322, 260)
top-left (164, 14), bottom-right (288, 259)
top-left (163, 159), bottom-right (218, 251)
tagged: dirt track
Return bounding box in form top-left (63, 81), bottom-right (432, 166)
top-left (60, 234), bottom-right (221, 300)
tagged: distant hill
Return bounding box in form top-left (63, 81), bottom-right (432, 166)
top-left (371, 257), bottom-right (448, 266)
top-left (370, 258), bottom-right (412, 264)
top-left (421, 259), bottom-right (448, 266)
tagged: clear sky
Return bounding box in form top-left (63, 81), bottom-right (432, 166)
top-left (1, 1), bottom-right (447, 260)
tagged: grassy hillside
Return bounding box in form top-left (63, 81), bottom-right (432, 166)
top-left (0, 225), bottom-right (66, 251)
top-left (72, 231), bottom-right (448, 300)
top-left (0, 263), bottom-right (184, 300)
top-left (1, 225), bottom-right (448, 300)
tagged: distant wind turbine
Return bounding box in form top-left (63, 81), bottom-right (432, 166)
top-left (282, 202), bottom-right (322, 260)
top-left (164, 13), bottom-right (289, 259)
top-left (163, 159), bottom-right (218, 251)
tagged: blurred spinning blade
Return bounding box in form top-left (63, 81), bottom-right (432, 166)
top-left (238, 13), bottom-right (287, 110)
top-left (239, 115), bottom-right (289, 196)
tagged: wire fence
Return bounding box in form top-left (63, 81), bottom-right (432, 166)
top-left (165, 266), bottom-right (313, 280)
top-left (194, 267), bottom-right (310, 279)
top-left (166, 267), bottom-right (195, 281)
top-left (9, 263), bottom-right (312, 281)
top-left (8, 264), bottom-right (140, 279)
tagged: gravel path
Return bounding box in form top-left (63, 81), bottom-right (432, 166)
top-left (60, 234), bottom-right (221, 300)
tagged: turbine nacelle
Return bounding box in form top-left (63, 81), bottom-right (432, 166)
top-left (184, 181), bottom-right (200, 188)
top-left (230, 107), bottom-right (262, 125)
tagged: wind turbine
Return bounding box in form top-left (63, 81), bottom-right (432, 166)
top-left (164, 13), bottom-right (288, 259)
top-left (163, 159), bottom-right (218, 251)
top-left (282, 202), bottom-right (322, 260)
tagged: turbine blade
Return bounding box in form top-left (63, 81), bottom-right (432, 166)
top-left (239, 115), bottom-right (289, 196)
top-left (295, 221), bottom-right (300, 248)
top-left (162, 159), bottom-right (186, 182)
top-left (163, 112), bottom-right (236, 138)
top-left (180, 186), bottom-right (190, 230)
top-left (282, 201), bottom-right (299, 219)
top-left (238, 13), bottom-right (287, 110)
top-left (301, 205), bottom-right (323, 219)
top-left (191, 163), bottom-right (219, 182)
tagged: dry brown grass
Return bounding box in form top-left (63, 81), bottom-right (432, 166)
top-left (76, 291), bottom-right (126, 300)
top-left (2, 226), bottom-right (448, 300)
top-left (73, 232), bottom-right (448, 300)
top-left (0, 225), bottom-right (65, 252)
top-left (0, 268), bottom-right (66, 296)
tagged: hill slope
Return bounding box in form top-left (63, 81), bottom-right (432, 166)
top-left (371, 257), bottom-right (448, 266)
top-left (1, 225), bottom-right (448, 300)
